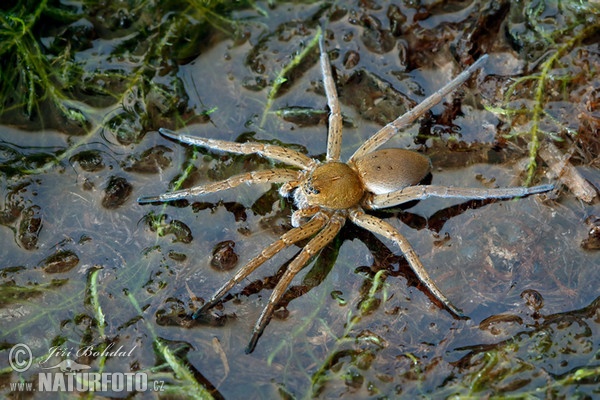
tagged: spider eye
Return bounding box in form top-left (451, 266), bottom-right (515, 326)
top-left (305, 182), bottom-right (320, 195)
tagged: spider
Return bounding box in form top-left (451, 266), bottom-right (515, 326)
top-left (139, 37), bottom-right (553, 353)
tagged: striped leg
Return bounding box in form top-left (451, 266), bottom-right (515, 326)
top-left (159, 128), bottom-right (316, 170)
top-left (246, 212), bottom-right (345, 353)
top-left (192, 212), bottom-right (328, 318)
top-left (349, 209), bottom-right (464, 318)
top-left (319, 37), bottom-right (343, 162)
top-left (350, 55), bottom-right (488, 161)
top-left (138, 169), bottom-right (302, 203)
top-left (364, 184), bottom-right (554, 209)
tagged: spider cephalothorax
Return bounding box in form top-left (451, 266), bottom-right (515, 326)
top-left (295, 162), bottom-right (364, 210)
top-left (139, 36), bottom-right (553, 353)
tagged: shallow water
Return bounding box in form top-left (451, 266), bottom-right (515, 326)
top-left (1, 1), bottom-right (599, 398)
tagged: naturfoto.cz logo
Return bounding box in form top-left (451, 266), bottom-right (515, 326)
top-left (7, 343), bottom-right (164, 393)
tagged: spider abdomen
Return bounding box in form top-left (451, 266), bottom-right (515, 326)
top-left (296, 162), bottom-right (364, 210)
top-left (352, 148), bottom-right (431, 195)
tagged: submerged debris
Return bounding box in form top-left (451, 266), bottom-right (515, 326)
top-left (18, 205), bottom-right (43, 250)
top-left (211, 240), bottom-right (238, 271)
top-left (102, 176), bottom-right (133, 209)
top-left (123, 145), bottom-right (172, 174)
top-left (581, 216), bottom-right (600, 251)
top-left (540, 141), bottom-right (597, 203)
top-left (41, 250), bottom-right (80, 273)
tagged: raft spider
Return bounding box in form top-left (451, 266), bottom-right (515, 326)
top-left (139, 37), bottom-right (553, 353)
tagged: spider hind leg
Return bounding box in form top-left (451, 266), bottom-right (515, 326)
top-left (349, 209), bottom-right (465, 319)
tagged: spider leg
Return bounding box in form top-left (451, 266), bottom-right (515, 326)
top-left (364, 183), bottom-right (554, 209)
top-left (349, 209), bottom-right (465, 318)
top-left (319, 37), bottom-right (343, 162)
top-left (193, 212), bottom-right (328, 318)
top-left (159, 128), bottom-right (317, 170)
top-left (291, 206), bottom-right (320, 227)
top-left (350, 55), bottom-right (488, 161)
top-left (246, 213), bottom-right (345, 353)
top-left (137, 169), bottom-right (302, 203)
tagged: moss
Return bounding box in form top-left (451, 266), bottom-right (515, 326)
top-left (490, 1), bottom-right (600, 184)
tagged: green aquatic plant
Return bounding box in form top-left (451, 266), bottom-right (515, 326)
top-left (260, 27), bottom-right (322, 126)
top-left (0, 0), bottom-right (252, 177)
top-left (445, 296), bottom-right (600, 398)
top-left (0, 0), bottom-right (83, 123)
top-left (126, 291), bottom-right (215, 399)
top-left (310, 269), bottom-right (390, 396)
top-left (489, 0), bottom-right (600, 184)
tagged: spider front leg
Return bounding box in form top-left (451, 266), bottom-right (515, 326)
top-left (246, 212), bottom-right (345, 353)
top-left (159, 128), bottom-right (316, 170)
top-left (349, 209), bottom-right (465, 318)
top-left (364, 183), bottom-right (554, 209)
top-left (319, 36), bottom-right (343, 162)
top-left (137, 169), bottom-right (302, 203)
top-left (193, 211), bottom-right (328, 318)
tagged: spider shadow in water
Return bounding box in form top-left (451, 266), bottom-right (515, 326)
top-left (155, 194), bottom-right (512, 333)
